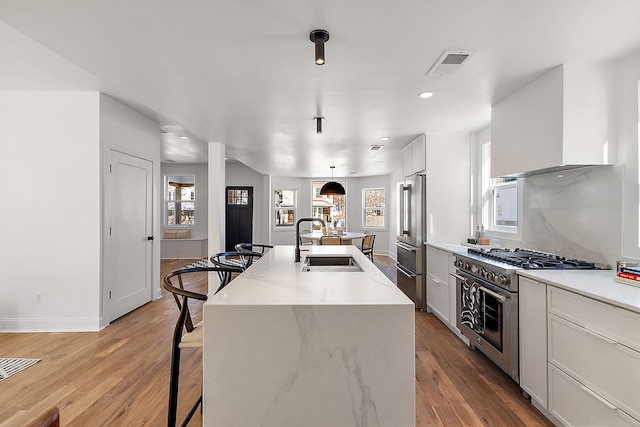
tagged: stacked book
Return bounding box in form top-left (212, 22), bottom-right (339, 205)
top-left (615, 264), bottom-right (640, 288)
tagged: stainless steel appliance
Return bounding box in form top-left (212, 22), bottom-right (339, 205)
top-left (395, 173), bottom-right (426, 309)
top-left (451, 247), bottom-right (601, 383)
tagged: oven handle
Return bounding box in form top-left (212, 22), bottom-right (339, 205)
top-left (479, 286), bottom-right (507, 303)
top-left (449, 272), bottom-right (468, 282)
top-left (395, 263), bottom-right (417, 278)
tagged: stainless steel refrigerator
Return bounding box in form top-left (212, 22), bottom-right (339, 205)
top-left (395, 173), bottom-right (427, 310)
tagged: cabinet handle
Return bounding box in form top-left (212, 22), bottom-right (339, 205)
top-left (579, 384), bottom-right (618, 410)
top-left (581, 324), bottom-right (618, 345)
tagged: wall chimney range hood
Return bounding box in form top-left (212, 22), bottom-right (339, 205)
top-left (491, 63), bottom-right (614, 178)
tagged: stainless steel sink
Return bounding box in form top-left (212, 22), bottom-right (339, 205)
top-left (302, 254), bottom-right (363, 272)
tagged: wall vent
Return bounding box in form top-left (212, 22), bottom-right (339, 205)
top-left (426, 50), bottom-right (475, 77)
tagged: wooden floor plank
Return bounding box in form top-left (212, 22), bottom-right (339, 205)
top-left (0, 255), bottom-right (553, 426)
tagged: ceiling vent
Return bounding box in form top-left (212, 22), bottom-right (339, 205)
top-left (368, 144), bottom-right (384, 151)
top-left (426, 50), bottom-right (475, 77)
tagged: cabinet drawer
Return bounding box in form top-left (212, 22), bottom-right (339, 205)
top-left (549, 364), bottom-right (640, 426)
top-left (548, 286), bottom-right (640, 353)
top-left (426, 247), bottom-right (449, 283)
top-left (549, 313), bottom-right (640, 420)
top-left (426, 275), bottom-right (449, 322)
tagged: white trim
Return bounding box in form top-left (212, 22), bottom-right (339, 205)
top-left (0, 318), bottom-right (102, 333)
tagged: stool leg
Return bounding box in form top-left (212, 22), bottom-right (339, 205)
top-left (168, 342), bottom-right (181, 427)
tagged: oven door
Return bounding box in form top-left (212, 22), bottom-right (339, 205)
top-left (452, 270), bottom-right (519, 382)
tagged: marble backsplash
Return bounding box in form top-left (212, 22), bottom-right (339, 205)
top-left (506, 164), bottom-right (623, 268)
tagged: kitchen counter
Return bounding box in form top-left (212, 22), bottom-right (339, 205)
top-left (202, 245), bottom-right (415, 426)
top-left (425, 242), bottom-right (469, 253)
top-left (518, 269), bottom-right (640, 314)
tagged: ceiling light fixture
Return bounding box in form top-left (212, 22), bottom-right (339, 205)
top-left (320, 166), bottom-right (345, 195)
top-left (309, 29), bottom-right (330, 65)
top-left (315, 116), bottom-right (324, 134)
top-left (418, 91), bottom-right (434, 99)
top-left (380, 136), bottom-right (391, 141)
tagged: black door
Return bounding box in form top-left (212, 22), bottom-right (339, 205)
top-left (225, 186), bottom-right (253, 251)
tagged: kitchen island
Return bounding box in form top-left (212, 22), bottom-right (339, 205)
top-left (202, 245), bottom-right (415, 426)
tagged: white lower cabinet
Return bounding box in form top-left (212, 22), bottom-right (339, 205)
top-left (548, 313), bottom-right (640, 422)
top-left (426, 274), bottom-right (449, 322)
top-left (518, 277), bottom-right (640, 426)
top-left (549, 364), bottom-right (640, 426)
top-left (426, 246), bottom-right (452, 324)
top-left (547, 286), bottom-right (640, 425)
top-left (519, 277), bottom-right (548, 409)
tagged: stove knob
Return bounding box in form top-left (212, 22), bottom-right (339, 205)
top-left (495, 275), bottom-right (508, 286)
top-left (463, 262), bottom-right (471, 271)
top-left (478, 268), bottom-right (486, 277)
top-left (454, 259), bottom-right (464, 269)
top-left (471, 264), bottom-right (480, 274)
top-left (485, 271), bottom-right (495, 281)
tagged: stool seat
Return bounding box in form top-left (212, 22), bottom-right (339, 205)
top-left (179, 321), bottom-right (203, 349)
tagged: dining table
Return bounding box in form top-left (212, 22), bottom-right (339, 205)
top-left (299, 230), bottom-right (367, 245)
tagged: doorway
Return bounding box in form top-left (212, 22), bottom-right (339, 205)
top-left (104, 149), bottom-right (154, 323)
top-left (225, 186), bottom-right (253, 251)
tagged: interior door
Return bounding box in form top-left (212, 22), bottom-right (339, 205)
top-left (225, 186), bottom-right (253, 251)
top-left (105, 149), bottom-right (153, 322)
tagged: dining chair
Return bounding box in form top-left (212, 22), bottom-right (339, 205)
top-left (210, 251), bottom-right (246, 288)
top-left (297, 229), bottom-right (314, 247)
top-left (235, 243), bottom-right (274, 268)
top-left (320, 235), bottom-right (342, 245)
top-left (360, 233), bottom-right (376, 261)
top-left (162, 265), bottom-right (242, 427)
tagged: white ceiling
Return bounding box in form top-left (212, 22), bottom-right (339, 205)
top-left (2, 0), bottom-right (640, 178)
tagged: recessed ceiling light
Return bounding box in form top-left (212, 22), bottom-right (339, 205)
top-left (368, 145), bottom-right (384, 151)
top-left (180, 136), bottom-right (189, 140)
top-left (418, 91), bottom-right (434, 99)
top-left (380, 136), bottom-right (391, 141)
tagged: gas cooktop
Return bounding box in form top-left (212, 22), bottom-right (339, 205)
top-left (467, 248), bottom-right (600, 270)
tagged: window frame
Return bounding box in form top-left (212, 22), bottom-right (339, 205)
top-left (311, 180), bottom-right (347, 231)
top-left (274, 189), bottom-right (297, 227)
top-left (480, 142), bottom-right (522, 240)
top-left (164, 174), bottom-right (196, 228)
top-left (362, 187), bottom-right (387, 230)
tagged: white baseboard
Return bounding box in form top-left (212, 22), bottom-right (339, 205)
top-left (0, 317), bottom-right (102, 332)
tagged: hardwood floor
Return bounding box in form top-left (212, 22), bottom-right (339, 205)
top-left (0, 256), bottom-right (553, 426)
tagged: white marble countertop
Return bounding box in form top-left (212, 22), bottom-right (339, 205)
top-left (424, 242), bottom-right (470, 253)
top-left (518, 269), bottom-right (640, 314)
top-left (209, 245), bottom-right (413, 306)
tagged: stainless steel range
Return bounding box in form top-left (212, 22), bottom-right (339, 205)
top-left (451, 247), bottom-right (601, 384)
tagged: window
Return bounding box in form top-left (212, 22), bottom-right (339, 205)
top-left (363, 188), bottom-right (385, 228)
top-left (274, 189), bottom-right (296, 227)
top-left (480, 142), bottom-right (521, 236)
top-left (227, 188), bottom-right (249, 205)
top-left (312, 180), bottom-right (346, 230)
top-left (165, 175), bottom-right (195, 226)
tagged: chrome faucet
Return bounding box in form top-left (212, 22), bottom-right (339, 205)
top-left (295, 217), bottom-right (326, 262)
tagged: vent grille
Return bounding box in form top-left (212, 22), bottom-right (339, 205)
top-left (368, 145), bottom-right (384, 151)
top-left (427, 50), bottom-right (475, 77)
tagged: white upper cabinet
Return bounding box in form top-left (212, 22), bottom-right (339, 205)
top-left (402, 133), bottom-right (426, 177)
top-left (491, 63), bottom-right (614, 178)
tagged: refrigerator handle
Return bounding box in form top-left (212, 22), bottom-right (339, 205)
top-left (400, 183), bottom-right (410, 235)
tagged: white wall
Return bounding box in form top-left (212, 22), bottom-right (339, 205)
top-left (100, 94), bottom-right (162, 314)
top-left (0, 92), bottom-right (101, 331)
top-left (617, 49), bottom-right (640, 262)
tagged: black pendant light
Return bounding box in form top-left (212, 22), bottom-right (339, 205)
top-left (320, 166), bottom-right (345, 195)
top-left (309, 29), bottom-right (330, 65)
